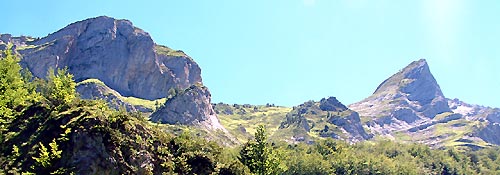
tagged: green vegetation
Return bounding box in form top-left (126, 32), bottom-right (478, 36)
top-left (215, 103), bottom-right (290, 143)
top-left (41, 68), bottom-right (77, 107)
top-left (15, 44), bottom-right (37, 51)
top-left (155, 45), bottom-right (188, 57)
top-left (75, 78), bottom-right (106, 87)
top-left (239, 125), bottom-right (285, 175)
top-left (275, 100), bottom-right (367, 143)
top-left (0, 50), bottom-right (228, 174)
top-left (120, 96), bottom-right (166, 110)
top-left (0, 48), bottom-right (39, 141)
top-left (77, 78), bottom-right (166, 110)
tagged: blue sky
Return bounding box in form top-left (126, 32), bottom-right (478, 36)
top-left (3, 1), bottom-right (499, 107)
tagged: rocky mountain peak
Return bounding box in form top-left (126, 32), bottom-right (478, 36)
top-left (33, 16), bottom-right (145, 46)
top-left (12, 16), bottom-right (202, 100)
top-left (373, 59), bottom-right (444, 105)
top-left (350, 59), bottom-right (451, 135)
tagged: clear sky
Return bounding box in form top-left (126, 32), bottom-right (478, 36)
top-left (2, 0), bottom-right (499, 107)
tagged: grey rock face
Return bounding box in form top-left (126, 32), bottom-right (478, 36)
top-left (319, 97), bottom-right (348, 111)
top-left (478, 123), bottom-right (500, 145)
top-left (392, 108), bottom-right (419, 123)
top-left (150, 85), bottom-right (226, 131)
top-left (350, 59), bottom-right (451, 136)
top-left (476, 109), bottom-right (500, 144)
top-left (400, 61), bottom-right (443, 104)
top-left (11, 16), bottom-right (201, 100)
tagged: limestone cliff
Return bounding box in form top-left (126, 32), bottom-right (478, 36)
top-left (3, 16), bottom-right (201, 100)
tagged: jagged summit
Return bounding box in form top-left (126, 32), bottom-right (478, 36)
top-left (373, 59), bottom-right (444, 104)
top-left (350, 59), bottom-right (451, 135)
top-left (33, 16), bottom-right (142, 46)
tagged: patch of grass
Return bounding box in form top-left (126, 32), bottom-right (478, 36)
top-left (155, 45), bottom-right (188, 57)
top-left (392, 131), bottom-right (412, 142)
top-left (432, 119), bottom-right (483, 147)
top-left (77, 78), bottom-right (165, 110)
top-left (76, 78), bottom-right (106, 86)
top-left (433, 112), bottom-right (454, 121)
top-left (121, 96), bottom-right (166, 110)
top-left (16, 45), bottom-right (38, 50)
top-left (216, 104), bottom-right (291, 143)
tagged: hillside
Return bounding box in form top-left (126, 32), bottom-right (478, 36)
top-left (214, 103), bottom-right (291, 143)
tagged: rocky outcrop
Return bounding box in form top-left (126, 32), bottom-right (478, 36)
top-left (5, 16), bottom-right (202, 100)
top-left (319, 97), bottom-right (348, 111)
top-left (350, 59), bottom-right (452, 135)
top-left (76, 79), bottom-right (152, 112)
top-left (475, 109), bottom-right (500, 145)
top-left (279, 98), bottom-right (372, 143)
top-left (150, 84), bottom-right (226, 132)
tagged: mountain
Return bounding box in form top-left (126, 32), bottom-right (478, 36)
top-left (0, 16), bottom-right (227, 134)
top-left (12, 16), bottom-right (200, 100)
top-left (349, 59), bottom-right (499, 149)
top-left (350, 59), bottom-right (451, 134)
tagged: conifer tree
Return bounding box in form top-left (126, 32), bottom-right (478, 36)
top-left (0, 48), bottom-right (32, 137)
top-left (239, 125), bottom-right (285, 175)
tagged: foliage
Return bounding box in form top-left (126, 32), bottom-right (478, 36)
top-left (239, 125), bottom-right (285, 175)
top-left (0, 59), bottom-right (231, 174)
top-left (32, 139), bottom-right (62, 168)
top-left (0, 48), bottom-right (38, 142)
top-left (40, 68), bottom-right (76, 108)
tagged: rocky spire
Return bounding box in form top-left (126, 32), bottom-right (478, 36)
top-left (349, 59), bottom-right (451, 134)
top-left (373, 59), bottom-right (445, 105)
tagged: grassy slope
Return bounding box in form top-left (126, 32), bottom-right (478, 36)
top-left (215, 103), bottom-right (291, 143)
top-left (77, 78), bottom-right (166, 110)
top-left (155, 45), bottom-right (188, 57)
top-left (388, 112), bottom-right (490, 149)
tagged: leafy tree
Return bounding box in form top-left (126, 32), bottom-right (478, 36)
top-left (239, 125), bottom-right (285, 175)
